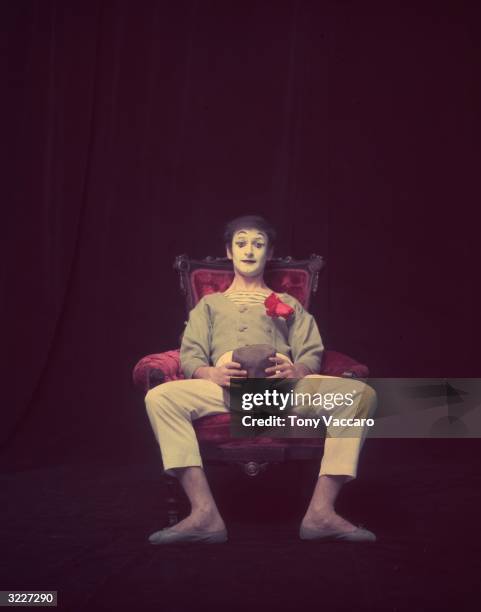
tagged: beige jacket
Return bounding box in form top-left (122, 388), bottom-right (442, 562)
top-left (180, 292), bottom-right (324, 378)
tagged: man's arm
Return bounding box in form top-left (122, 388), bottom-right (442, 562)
top-left (293, 362), bottom-right (312, 378)
top-left (192, 365), bottom-right (212, 380)
top-left (193, 363), bottom-right (247, 386)
top-left (180, 297), bottom-right (212, 379)
top-left (288, 301), bottom-right (324, 375)
top-left (264, 355), bottom-right (312, 379)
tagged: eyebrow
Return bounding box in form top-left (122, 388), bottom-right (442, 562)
top-left (235, 232), bottom-right (266, 239)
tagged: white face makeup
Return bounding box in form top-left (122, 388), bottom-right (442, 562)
top-left (227, 228), bottom-right (271, 278)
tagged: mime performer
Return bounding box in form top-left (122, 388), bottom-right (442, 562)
top-left (145, 215), bottom-right (377, 544)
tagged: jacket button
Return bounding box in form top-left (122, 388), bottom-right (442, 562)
top-left (239, 305), bottom-right (248, 313)
top-left (238, 325), bottom-right (248, 332)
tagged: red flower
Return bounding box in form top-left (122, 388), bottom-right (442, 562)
top-left (264, 292), bottom-right (295, 320)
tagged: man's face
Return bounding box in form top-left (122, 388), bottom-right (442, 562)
top-left (227, 228), bottom-right (272, 278)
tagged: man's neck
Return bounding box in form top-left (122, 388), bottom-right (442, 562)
top-left (226, 274), bottom-right (270, 292)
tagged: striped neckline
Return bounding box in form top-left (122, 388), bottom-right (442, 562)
top-left (222, 290), bottom-right (270, 305)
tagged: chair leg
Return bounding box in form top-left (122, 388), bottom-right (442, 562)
top-left (165, 475), bottom-right (180, 526)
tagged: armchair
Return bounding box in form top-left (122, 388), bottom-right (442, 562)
top-left (133, 254), bottom-right (369, 525)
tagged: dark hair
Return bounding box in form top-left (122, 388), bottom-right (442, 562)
top-left (223, 215), bottom-right (277, 251)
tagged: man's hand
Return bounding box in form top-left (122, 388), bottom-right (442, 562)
top-left (194, 362), bottom-right (247, 387)
top-left (265, 355), bottom-right (309, 379)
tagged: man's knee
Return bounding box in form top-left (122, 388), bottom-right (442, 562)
top-left (145, 380), bottom-right (178, 414)
top-left (354, 382), bottom-right (377, 418)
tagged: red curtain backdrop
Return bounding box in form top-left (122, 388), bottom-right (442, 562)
top-left (1, 0), bottom-right (479, 463)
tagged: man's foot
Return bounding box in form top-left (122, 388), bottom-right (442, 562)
top-left (300, 510), bottom-right (376, 542)
top-left (148, 527), bottom-right (227, 545)
top-left (166, 506), bottom-right (226, 533)
top-left (301, 509), bottom-right (358, 534)
top-left (148, 507), bottom-right (227, 545)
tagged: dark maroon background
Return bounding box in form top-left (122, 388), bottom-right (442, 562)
top-left (1, 0), bottom-right (480, 464)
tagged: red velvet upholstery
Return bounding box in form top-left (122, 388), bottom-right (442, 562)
top-left (133, 350), bottom-right (184, 392)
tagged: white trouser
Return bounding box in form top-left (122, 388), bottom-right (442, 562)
top-left (145, 375), bottom-right (376, 480)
